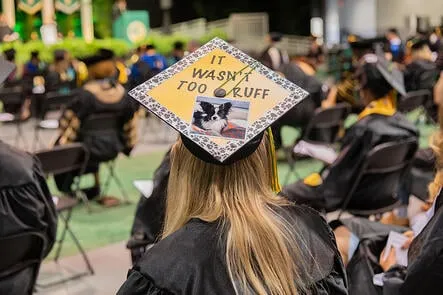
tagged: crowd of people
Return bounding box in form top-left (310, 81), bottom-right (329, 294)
top-left (0, 24), bottom-right (443, 295)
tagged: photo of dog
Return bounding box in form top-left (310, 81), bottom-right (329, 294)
top-left (191, 96), bottom-right (250, 140)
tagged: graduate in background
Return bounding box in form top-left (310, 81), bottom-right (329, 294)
top-left (118, 39), bottom-right (347, 295)
top-left (404, 37), bottom-right (440, 121)
top-left (322, 37), bottom-right (386, 111)
top-left (260, 32), bottom-right (289, 71)
top-left (54, 49), bottom-right (138, 206)
top-left (283, 52), bottom-right (418, 212)
top-left (45, 49), bottom-right (77, 93)
top-left (333, 103), bottom-right (443, 295)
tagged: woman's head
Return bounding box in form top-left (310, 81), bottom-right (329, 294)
top-left (164, 133), bottom-right (310, 294)
top-left (82, 49), bottom-right (117, 80)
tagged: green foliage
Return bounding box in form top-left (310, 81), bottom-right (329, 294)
top-left (0, 29), bottom-right (228, 64)
top-left (199, 28), bottom-right (228, 44)
top-left (0, 38), bottom-right (133, 64)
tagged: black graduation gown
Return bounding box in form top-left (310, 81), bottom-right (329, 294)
top-left (283, 113), bottom-right (419, 211)
top-left (393, 190), bottom-right (443, 295)
top-left (329, 218), bottom-right (408, 295)
top-left (271, 63), bottom-right (324, 149)
top-left (403, 59), bottom-right (440, 121)
top-left (128, 151), bottom-right (170, 264)
top-left (0, 141), bottom-right (57, 294)
top-left (54, 81), bottom-right (137, 194)
top-left (118, 205), bottom-right (348, 295)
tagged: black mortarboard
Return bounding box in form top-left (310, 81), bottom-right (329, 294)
top-left (407, 37), bottom-right (429, 51)
top-left (173, 41), bottom-right (184, 50)
top-left (356, 47), bottom-right (407, 97)
top-left (129, 38), bottom-right (309, 165)
top-left (0, 58), bottom-right (16, 84)
top-left (350, 37), bottom-right (387, 50)
top-left (3, 48), bottom-right (16, 61)
top-left (80, 49), bottom-right (115, 67)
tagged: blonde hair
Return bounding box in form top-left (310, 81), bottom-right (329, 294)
top-left (429, 107), bottom-right (443, 201)
top-left (163, 134), bottom-right (309, 295)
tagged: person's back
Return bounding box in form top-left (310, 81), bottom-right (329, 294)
top-left (120, 205), bottom-right (346, 294)
top-left (322, 112), bottom-right (417, 210)
top-left (283, 52), bottom-right (418, 212)
top-left (404, 59), bottom-right (438, 92)
top-left (118, 136), bottom-right (347, 295)
top-left (0, 141), bottom-right (57, 294)
top-left (54, 49), bottom-right (137, 202)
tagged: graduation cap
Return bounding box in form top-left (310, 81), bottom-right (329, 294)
top-left (406, 37), bottom-right (429, 51)
top-left (130, 38), bottom-right (309, 166)
top-left (80, 49), bottom-right (115, 67)
top-left (356, 46), bottom-right (406, 97)
top-left (0, 58), bottom-right (16, 84)
top-left (350, 37), bottom-right (387, 51)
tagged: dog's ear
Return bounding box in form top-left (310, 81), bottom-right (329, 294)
top-left (199, 101), bottom-right (214, 112)
top-left (219, 102), bottom-right (232, 113)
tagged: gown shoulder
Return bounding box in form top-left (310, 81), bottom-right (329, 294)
top-left (118, 204), bottom-right (348, 295)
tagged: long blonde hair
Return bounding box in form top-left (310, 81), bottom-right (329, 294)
top-left (163, 134), bottom-right (309, 295)
top-left (429, 107), bottom-right (443, 200)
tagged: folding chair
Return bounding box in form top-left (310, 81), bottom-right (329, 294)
top-left (0, 231), bottom-right (46, 295)
top-left (397, 90), bottom-right (432, 124)
top-left (33, 91), bottom-right (75, 151)
top-left (283, 103), bottom-right (351, 184)
top-left (337, 138), bottom-right (418, 219)
top-left (35, 143), bottom-right (94, 285)
top-left (0, 87), bottom-right (28, 149)
top-left (80, 113), bottom-right (131, 204)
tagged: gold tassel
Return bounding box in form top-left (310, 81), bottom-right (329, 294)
top-left (267, 128), bottom-right (281, 193)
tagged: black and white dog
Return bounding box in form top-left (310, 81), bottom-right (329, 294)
top-left (192, 101), bottom-right (232, 134)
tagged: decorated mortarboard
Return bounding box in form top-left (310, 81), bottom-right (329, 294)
top-left (130, 38), bottom-right (309, 165)
top-left (0, 58), bottom-right (16, 84)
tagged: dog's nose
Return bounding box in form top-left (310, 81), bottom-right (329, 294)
top-left (212, 116), bottom-right (217, 120)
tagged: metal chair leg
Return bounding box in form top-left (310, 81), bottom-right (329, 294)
top-left (108, 163), bottom-right (131, 204)
top-left (101, 164), bottom-right (114, 196)
top-left (53, 209), bottom-right (72, 262)
top-left (65, 223), bottom-right (95, 275)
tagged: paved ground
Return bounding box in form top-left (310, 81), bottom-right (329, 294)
top-left (37, 241), bottom-right (131, 295)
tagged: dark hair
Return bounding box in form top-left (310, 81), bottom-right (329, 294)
top-left (146, 44), bottom-right (156, 50)
top-left (269, 32), bottom-right (283, 42)
top-left (358, 63), bottom-right (392, 98)
top-left (54, 49), bottom-right (66, 62)
top-left (173, 41), bottom-right (184, 51)
top-left (387, 28), bottom-right (399, 35)
top-left (31, 51), bottom-right (39, 59)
